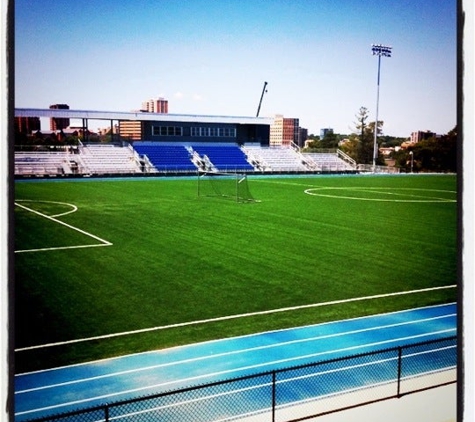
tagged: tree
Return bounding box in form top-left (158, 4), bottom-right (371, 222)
top-left (319, 130), bottom-right (339, 149)
top-left (353, 106), bottom-right (373, 164)
top-left (379, 135), bottom-right (407, 148)
top-left (339, 107), bottom-right (387, 165)
top-left (392, 126), bottom-right (457, 173)
top-left (304, 137), bottom-right (320, 150)
top-left (414, 127), bottom-right (457, 172)
top-left (306, 134), bottom-right (320, 142)
top-left (339, 133), bottom-right (359, 158)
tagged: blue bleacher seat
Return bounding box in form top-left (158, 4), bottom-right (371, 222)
top-left (191, 144), bottom-right (254, 172)
top-left (133, 143), bottom-right (197, 172)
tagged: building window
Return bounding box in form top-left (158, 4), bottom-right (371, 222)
top-left (152, 126), bottom-right (183, 136)
top-left (190, 127), bottom-right (236, 138)
top-left (220, 127), bottom-right (236, 137)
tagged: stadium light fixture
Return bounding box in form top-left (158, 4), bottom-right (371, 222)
top-left (371, 44), bottom-right (392, 172)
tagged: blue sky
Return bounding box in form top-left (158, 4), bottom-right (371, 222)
top-left (14, 0), bottom-right (457, 137)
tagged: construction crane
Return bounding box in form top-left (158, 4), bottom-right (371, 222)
top-left (256, 81), bottom-right (268, 117)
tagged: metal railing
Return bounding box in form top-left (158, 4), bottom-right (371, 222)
top-left (23, 336), bottom-right (456, 422)
top-left (357, 163), bottom-right (401, 173)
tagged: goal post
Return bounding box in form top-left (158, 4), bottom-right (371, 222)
top-left (197, 171), bottom-right (258, 203)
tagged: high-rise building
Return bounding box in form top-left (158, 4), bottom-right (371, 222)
top-left (270, 115), bottom-right (299, 147)
top-left (141, 98), bottom-right (168, 113)
top-left (410, 130), bottom-right (436, 144)
top-left (298, 127), bottom-right (308, 148)
top-left (49, 104), bottom-right (70, 130)
top-left (320, 128), bottom-right (333, 139)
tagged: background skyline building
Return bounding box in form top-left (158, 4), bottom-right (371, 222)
top-left (270, 115), bottom-right (300, 147)
top-left (141, 98), bottom-right (168, 114)
top-left (410, 130), bottom-right (437, 144)
top-left (320, 128), bottom-right (333, 139)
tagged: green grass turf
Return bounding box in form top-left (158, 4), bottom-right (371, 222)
top-left (13, 174), bottom-right (458, 372)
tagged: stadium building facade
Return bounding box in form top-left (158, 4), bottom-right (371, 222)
top-left (14, 108), bottom-right (271, 146)
top-left (139, 119), bottom-right (270, 145)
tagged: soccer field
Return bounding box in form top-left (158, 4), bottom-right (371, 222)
top-left (14, 174), bottom-right (458, 373)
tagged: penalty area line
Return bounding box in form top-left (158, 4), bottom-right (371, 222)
top-left (15, 285), bottom-right (456, 352)
top-left (14, 202), bottom-right (112, 253)
top-left (15, 243), bottom-right (112, 254)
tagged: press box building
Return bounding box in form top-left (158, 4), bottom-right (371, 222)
top-left (14, 108), bottom-right (272, 146)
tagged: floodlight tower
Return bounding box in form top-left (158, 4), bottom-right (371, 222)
top-left (371, 44), bottom-right (392, 171)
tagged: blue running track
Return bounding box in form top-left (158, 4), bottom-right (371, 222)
top-left (14, 303), bottom-right (457, 421)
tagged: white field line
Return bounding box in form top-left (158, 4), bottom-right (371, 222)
top-left (349, 188), bottom-right (455, 201)
top-left (15, 199), bottom-right (78, 218)
top-left (14, 285), bottom-right (456, 352)
top-left (14, 327), bottom-right (456, 417)
top-left (14, 201), bottom-right (112, 253)
top-left (252, 179), bottom-right (456, 202)
top-left (15, 312), bottom-right (456, 394)
top-left (304, 187), bottom-right (456, 203)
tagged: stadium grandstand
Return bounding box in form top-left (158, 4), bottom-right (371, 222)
top-left (14, 141), bottom-right (361, 177)
top-left (13, 107), bottom-right (383, 177)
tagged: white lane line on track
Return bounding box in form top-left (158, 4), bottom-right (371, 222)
top-left (15, 312), bottom-right (456, 394)
top-left (14, 285), bottom-right (456, 352)
top-left (14, 327), bottom-right (456, 417)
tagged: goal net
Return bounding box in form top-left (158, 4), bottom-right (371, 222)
top-left (197, 171), bottom-right (257, 202)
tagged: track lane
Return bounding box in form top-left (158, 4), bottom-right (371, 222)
top-left (14, 303), bottom-right (456, 421)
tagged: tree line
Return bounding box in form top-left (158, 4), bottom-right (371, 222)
top-left (304, 106), bottom-right (457, 173)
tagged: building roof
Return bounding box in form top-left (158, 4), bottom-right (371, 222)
top-left (14, 108), bottom-right (272, 126)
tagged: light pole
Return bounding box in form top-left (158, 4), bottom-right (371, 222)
top-left (409, 151), bottom-right (414, 173)
top-left (371, 44), bottom-right (392, 172)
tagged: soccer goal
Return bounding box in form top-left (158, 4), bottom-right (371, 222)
top-left (197, 171), bottom-right (258, 202)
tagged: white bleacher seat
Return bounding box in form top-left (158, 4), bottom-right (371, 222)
top-left (304, 152), bottom-right (355, 171)
top-left (242, 146), bottom-right (308, 172)
top-left (15, 151), bottom-right (72, 176)
top-left (80, 144), bottom-right (142, 174)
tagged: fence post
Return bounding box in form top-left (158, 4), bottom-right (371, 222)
top-left (397, 346), bottom-right (403, 397)
top-left (104, 404), bottom-right (109, 422)
top-left (272, 371), bottom-right (276, 422)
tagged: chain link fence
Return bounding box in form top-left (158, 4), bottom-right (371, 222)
top-left (24, 336), bottom-right (456, 422)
